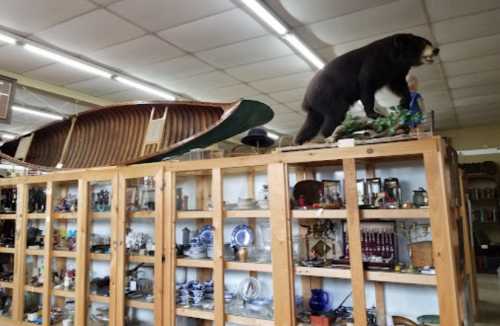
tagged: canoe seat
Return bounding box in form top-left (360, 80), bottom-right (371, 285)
top-left (141, 106), bottom-right (167, 156)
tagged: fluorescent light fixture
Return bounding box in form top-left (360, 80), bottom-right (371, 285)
top-left (0, 33), bottom-right (16, 45)
top-left (12, 105), bottom-right (64, 121)
top-left (457, 148), bottom-right (500, 156)
top-left (0, 132), bottom-right (16, 140)
top-left (267, 131), bottom-right (280, 140)
top-left (24, 44), bottom-right (112, 78)
top-left (283, 34), bottom-right (325, 69)
top-left (241, 0), bottom-right (288, 35)
top-left (115, 76), bottom-right (176, 100)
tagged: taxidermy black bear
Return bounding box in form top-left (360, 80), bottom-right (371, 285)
top-left (295, 33), bottom-right (439, 144)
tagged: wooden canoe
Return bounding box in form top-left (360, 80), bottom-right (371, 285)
top-left (0, 99), bottom-right (273, 170)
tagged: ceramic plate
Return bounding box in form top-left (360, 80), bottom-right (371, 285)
top-left (231, 224), bottom-right (254, 247)
top-left (199, 225), bottom-right (214, 245)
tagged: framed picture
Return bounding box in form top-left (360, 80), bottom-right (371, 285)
top-left (0, 75), bottom-right (16, 123)
top-left (322, 180), bottom-right (342, 202)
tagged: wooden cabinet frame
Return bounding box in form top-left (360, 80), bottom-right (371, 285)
top-left (0, 137), bottom-right (476, 326)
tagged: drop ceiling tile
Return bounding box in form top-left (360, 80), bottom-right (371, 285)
top-left (129, 55), bottom-right (214, 84)
top-left (36, 9), bottom-right (145, 54)
top-left (0, 46), bottom-right (53, 73)
top-left (448, 70), bottom-right (500, 89)
top-left (23, 64), bottom-right (97, 86)
top-left (269, 88), bottom-right (307, 103)
top-left (454, 94), bottom-right (500, 107)
top-left (438, 34), bottom-right (500, 62)
top-left (158, 9), bottom-right (266, 52)
top-left (425, 0), bottom-right (500, 22)
top-left (225, 55), bottom-right (311, 82)
top-left (443, 54), bottom-right (500, 77)
top-left (410, 65), bottom-right (443, 81)
top-left (424, 92), bottom-right (454, 111)
top-left (172, 71), bottom-right (239, 94)
top-left (108, 0), bottom-right (234, 32)
top-left (0, 0), bottom-right (95, 34)
top-left (281, 0), bottom-right (396, 25)
top-left (420, 79), bottom-right (449, 94)
top-left (451, 84), bottom-right (500, 99)
top-left (196, 36), bottom-right (293, 69)
top-left (270, 104), bottom-right (297, 114)
top-left (286, 101), bottom-right (303, 111)
top-left (333, 24), bottom-right (434, 56)
top-left (250, 71), bottom-right (315, 93)
top-left (433, 9), bottom-right (500, 44)
top-left (103, 88), bottom-right (164, 102)
top-left (91, 35), bottom-right (183, 69)
top-left (248, 94), bottom-right (279, 107)
top-left (191, 84), bottom-right (260, 102)
top-left (93, 0), bottom-right (121, 5)
top-left (318, 47), bottom-right (336, 62)
top-left (65, 78), bottom-right (131, 97)
top-left (455, 102), bottom-right (500, 115)
top-left (307, 0), bottom-right (426, 45)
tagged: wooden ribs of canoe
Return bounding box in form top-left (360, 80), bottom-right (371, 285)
top-left (0, 99), bottom-right (274, 170)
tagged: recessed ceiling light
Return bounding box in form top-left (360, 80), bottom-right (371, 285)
top-left (0, 33), bottom-right (16, 45)
top-left (12, 105), bottom-right (64, 121)
top-left (24, 44), bottom-right (113, 79)
top-left (283, 34), bottom-right (325, 70)
top-left (114, 76), bottom-right (176, 100)
top-left (240, 0), bottom-right (288, 35)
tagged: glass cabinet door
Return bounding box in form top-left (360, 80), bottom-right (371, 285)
top-left (117, 168), bottom-right (163, 326)
top-left (85, 175), bottom-right (118, 326)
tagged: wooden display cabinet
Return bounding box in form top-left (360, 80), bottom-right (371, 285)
top-left (0, 137), bottom-right (477, 326)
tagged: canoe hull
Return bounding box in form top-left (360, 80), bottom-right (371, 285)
top-left (0, 99), bottom-right (274, 170)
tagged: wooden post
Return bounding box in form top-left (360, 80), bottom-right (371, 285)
top-left (42, 182), bottom-right (54, 326)
top-left (108, 174), bottom-right (119, 326)
top-left (115, 174), bottom-right (127, 326)
top-left (154, 169), bottom-right (165, 326)
top-left (343, 158), bottom-right (368, 326)
top-left (13, 184), bottom-right (28, 322)
top-left (212, 168), bottom-right (225, 326)
top-left (268, 163), bottom-right (296, 325)
top-left (75, 180), bottom-right (89, 325)
top-left (374, 282), bottom-right (386, 326)
top-left (423, 146), bottom-right (462, 326)
top-left (163, 171), bottom-right (176, 326)
top-left (458, 170), bottom-right (478, 319)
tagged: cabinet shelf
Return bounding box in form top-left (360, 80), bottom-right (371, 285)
top-left (291, 208), bottom-right (429, 220)
top-left (90, 253), bottom-right (111, 261)
top-left (224, 261), bottom-right (272, 273)
top-left (127, 210), bottom-right (155, 219)
top-left (292, 209), bottom-right (347, 219)
top-left (361, 208), bottom-right (429, 219)
top-left (176, 307), bottom-right (214, 320)
top-left (226, 314), bottom-right (274, 326)
top-left (53, 212), bottom-right (78, 219)
top-left (0, 281), bottom-right (13, 289)
top-left (128, 255), bottom-right (155, 264)
top-left (177, 210), bottom-right (212, 219)
top-left (26, 212), bottom-right (47, 219)
top-left (90, 211), bottom-right (111, 220)
top-left (53, 250), bottom-right (76, 258)
top-left (127, 299), bottom-right (154, 310)
top-left (177, 258), bottom-right (214, 269)
top-left (25, 249), bottom-right (44, 256)
top-left (225, 210), bottom-right (269, 218)
top-left (0, 247), bottom-right (15, 254)
top-left (89, 294), bottom-right (110, 303)
top-left (53, 289), bottom-right (75, 298)
top-left (295, 266), bottom-right (436, 286)
top-left (24, 285), bottom-right (43, 293)
top-left (0, 214), bottom-right (16, 220)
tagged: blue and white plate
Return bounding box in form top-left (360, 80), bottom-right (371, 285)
top-left (231, 224), bottom-right (254, 247)
top-left (199, 225), bottom-right (214, 245)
